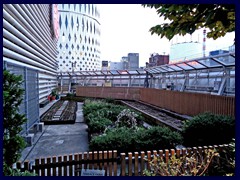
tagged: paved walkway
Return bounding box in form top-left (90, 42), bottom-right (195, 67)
top-left (20, 102), bottom-right (89, 163)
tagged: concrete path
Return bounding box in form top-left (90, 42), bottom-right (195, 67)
top-left (20, 102), bottom-right (89, 163)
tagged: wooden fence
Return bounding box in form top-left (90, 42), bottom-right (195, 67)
top-left (76, 87), bottom-right (235, 117)
top-left (16, 144), bottom-right (231, 176)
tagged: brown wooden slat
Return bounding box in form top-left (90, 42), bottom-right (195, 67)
top-left (35, 159), bottom-right (40, 176)
top-left (41, 158), bottom-right (45, 176)
top-left (94, 151), bottom-right (98, 170)
top-left (58, 156), bottom-right (62, 176)
top-left (108, 151), bottom-right (113, 176)
top-left (99, 151), bottom-right (103, 170)
top-left (113, 150), bottom-right (117, 176)
top-left (52, 156), bottom-right (56, 176)
top-left (84, 152), bottom-right (88, 169)
top-left (23, 161), bottom-right (29, 172)
top-left (74, 153), bottom-right (79, 176)
top-left (140, 151), bottom-right (145, 176)
top-left (147, 151), bottom-right (151, 170)
top-left (89, 152), bottom-right (93, 169)
top-left (64, 155), bottom-right (67, 176)
top-left (46, 157), bottom-right (51, 176)
top-left (69, 154), bottom-right (73, 176)
top-left (121, 153), bottom-right (126, 176)
top-left (128, 153), bottom-right (132, 176)
top-left (165, 150), bottom-right (169, 163)
top-left (134, 152), bottom-right (139, 176)
top-left (16, 162), bottom-right (22, 171)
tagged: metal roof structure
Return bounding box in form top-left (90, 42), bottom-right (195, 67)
top-left (57, 52), bottom-right (235, 78)
top-left (145, 52), bottom-right (235, 74)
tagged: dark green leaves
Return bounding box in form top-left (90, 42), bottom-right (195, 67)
top-left (142, 4), bottom-right (235, 40)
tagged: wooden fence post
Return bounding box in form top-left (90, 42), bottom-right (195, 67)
top-left (84, 152), bottom-right (88, 170)
top-left (165, 150), bottom-right (169, 163)
top-left (35, 159), bottom-right (40, 176)
top-left (89, 152), bottom-right (93, 169)
top-left (140, 151), bottom-right (145, 176)
top-left (46, 157), bottom-right (51, 176)
top-left (108, 151), bottom-right (113, 176)
top-left (23, 161), bottom-right (30, 172)
top-left (94, 151), bottom-right (98, 170)
top-left (104, 151), bottom-right (108, 176)
top-left (63, 155), bottom-right (67, 176)
top-left (58, 156), bottom-right (62, 176)
top-left (41, 158), bottom-right (45, 176)
top-left (52, 156), bottom-right (56, 176)
top-left (121, 153), bottom-right (126, 176)
top-left (147, 151), bottom-right (151, 170)
top-left (69, 154), bottom-right (73, 176)
top-left (134, 152), bottom-right (139, 176)
top-left (113, 150), bottom-right (117, 176)
top-left (128, 153), bottom-right (132, 176)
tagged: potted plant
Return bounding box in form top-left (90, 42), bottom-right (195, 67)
top-left (51, 89), bottom-right (57, 100)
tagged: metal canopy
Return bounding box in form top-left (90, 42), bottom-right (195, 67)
top-left (58, 69), bottom-right (146, 77)
top-left (145, 52), bottom-right (235, 74)
top-left (57, 52), bottom-right (235, 78)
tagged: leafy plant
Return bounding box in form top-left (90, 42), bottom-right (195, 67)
top-left (88, 117), bottom-right (112, 134)
top-left (182, 112), bottom-right (235, 147)
top-left (3, 70), bottom-right (27, 175)
top-left (134, 126), bottom-right (183, 152)
top-left (4, 167), bottom-right (37, 176)
top-left (144, 148), bottom-right (219, 176)
top-left (142, 4), bottom-right (235, 40)
top-left (207, 139), bottom-right (235, 176)
top-left (90, 126), bottom-right (183, 154)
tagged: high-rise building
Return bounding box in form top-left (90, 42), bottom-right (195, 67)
top-left (128, 53), bottom-right (139, 70)
top-left (57, 4), bottom-right (101, 73)
top-left (149, 53), bottom-right (169, 67)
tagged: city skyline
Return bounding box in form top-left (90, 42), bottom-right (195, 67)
top-left (99, 4), bottom-right (235, 67)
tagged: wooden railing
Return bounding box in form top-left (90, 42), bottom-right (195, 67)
top-left (15, 144), bottom-right (231, 176)
top-left (76, 87), bottom-right (235, 117)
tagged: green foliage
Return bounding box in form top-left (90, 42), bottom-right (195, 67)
top-left (142, 4), bottom-right (235, 40)
top-left (90, 126), bottom-right (183, 154)
top-left (182, 112), bottom-right (235, 147)
top-left (134, 126), bottom-right (183, 151)
top-left (3, 70), bottom-right (27, 175)
top-left (4, 166), bottom-right (37, 176)
top-left (144, 148), bottom-right (219, 176)
top-left (89, 127), bottom-right (137, 154)
top-left (88, 117), bottom-right (112, 134)
top-left (207, 139), bottom-right (235, 176)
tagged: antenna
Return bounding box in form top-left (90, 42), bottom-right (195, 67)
top-left (203, 29), bottom-right (206, 57)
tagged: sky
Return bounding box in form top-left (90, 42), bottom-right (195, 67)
top-left (98, 4), bottom-right (235, 67)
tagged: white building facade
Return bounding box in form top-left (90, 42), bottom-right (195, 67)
top-left (57, 4), bottom-right (101, 73)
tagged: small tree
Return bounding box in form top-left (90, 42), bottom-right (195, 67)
top-left (3, 70), bottom-right (27, 175)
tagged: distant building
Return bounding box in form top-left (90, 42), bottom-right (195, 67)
top-left (101, 60), bottom-right (109, 70)
top-left (121, 56), bottom-right (128, 70)
top-left (170, 42), bottom-right (202, 63)
top-left (128, 53), bottom-right (139, 70)
top-left (110, 62), bottom-right (124, 70)
top-left (149, 54), bottom-right (169, 67)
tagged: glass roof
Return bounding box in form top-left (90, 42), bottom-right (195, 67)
top-left (58, 53), bottom-right (234, 77)
top-left (145, 52), bottom-right (235, 74)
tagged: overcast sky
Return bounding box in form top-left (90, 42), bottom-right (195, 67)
top-left (98, 4), bottom-right (235, 67)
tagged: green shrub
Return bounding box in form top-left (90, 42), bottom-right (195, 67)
top-left (89, 127), bottom-right (136, 154)
top-left (3, 70), bottom-right (27, 175)
top-left (182, 112), bottom-right (235, 147)
top-left (134, 126), bottom-right (183, 151)
top-left (88, 117), bottom-right (112, 134)
top-left (89, 126), bottom-right (183, 154)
